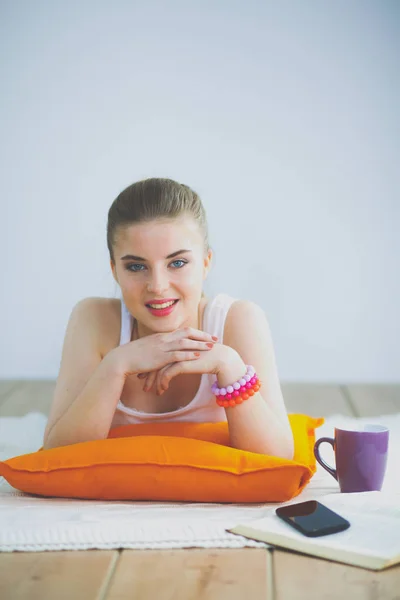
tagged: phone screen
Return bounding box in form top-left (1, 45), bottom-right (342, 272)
top-left (275, 500), bottom-right (350, 537)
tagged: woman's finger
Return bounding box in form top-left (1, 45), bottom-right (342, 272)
top-left (167, 327), bottom-right (218, 343)
top-left (143, 371), bottom-right (157, 392)
top-left (158, 362), bottom-right (189, 393)
top-left (155, 365), bottom-right (171, 395)
top-left (167, 339), bottom-right (215, 353)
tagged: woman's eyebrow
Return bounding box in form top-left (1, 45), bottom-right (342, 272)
top-left (120, 249), bottom-right (192, 261)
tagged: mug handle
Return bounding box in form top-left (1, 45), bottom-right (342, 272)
top-left (313, 437), bottom-right (337, 480)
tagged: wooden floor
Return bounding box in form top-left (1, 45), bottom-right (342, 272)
top-left (0, 381), bottom-right (399, 600)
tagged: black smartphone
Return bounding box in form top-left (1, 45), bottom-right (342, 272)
top-left (275, 500), bottom-right (350, 537)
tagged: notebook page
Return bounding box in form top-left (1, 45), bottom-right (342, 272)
top-left (239, 491), bottom-right (400, 560)
top-left (322, 491), bottom-right (400, 520)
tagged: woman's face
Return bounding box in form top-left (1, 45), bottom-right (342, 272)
top-left (111, 216), bottom-right (212, 334)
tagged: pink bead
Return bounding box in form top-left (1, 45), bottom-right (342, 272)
top-left (251, 377), bottom-right (257, 385)
top-left (226, 393), bottom-right (232, 400)
top-left (246, 382), bottom-right (252, 389)
top-left (233, 390), bottom-right (240, 397)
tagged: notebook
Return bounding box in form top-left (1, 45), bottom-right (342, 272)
top-left (227, 491), bottom-right (400, 571)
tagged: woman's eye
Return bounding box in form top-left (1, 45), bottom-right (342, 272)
top-left (170, 259), bottom-right (187, 268)
top-left (127, 264), bottom-right (145, 272)
top-left (126, 260), bottom-right (187, 273)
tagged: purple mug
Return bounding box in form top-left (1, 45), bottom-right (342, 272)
top-left (314, 424), bottom-right (389, 493)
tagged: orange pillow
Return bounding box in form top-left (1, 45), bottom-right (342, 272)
top-left (0, 414), bottom-right (324, 503)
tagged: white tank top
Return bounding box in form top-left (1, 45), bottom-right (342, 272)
top-left (110, 293), bottom-right (237, 426)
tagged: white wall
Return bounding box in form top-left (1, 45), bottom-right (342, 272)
top-left (1, 0), bottom-right (399, 382)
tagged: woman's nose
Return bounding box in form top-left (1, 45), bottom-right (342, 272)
top-left (147, 271), bottom-right (169, 294)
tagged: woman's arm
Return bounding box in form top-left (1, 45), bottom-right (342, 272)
top-left (219, 300), bottom-right (294, 459)
top-left (43, 350), bottom-right (126, 449)
top-left (149, 300), bottom-right (295, 459)
top-left (43, 298), bottom-right (130, 450)
top-left (217, 350), bottom-right (294, 458)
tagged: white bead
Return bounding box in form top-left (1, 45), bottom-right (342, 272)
top-left (215, 389), bottom-right (220, 396)
top-left (244, 374), bottom-right (251, 382)
top-left (227, 385), bottom-right (234, 393)
top-left (233, 382), bottom-right (241, 390)
top-left (239, 378), bottom-right (246, 386)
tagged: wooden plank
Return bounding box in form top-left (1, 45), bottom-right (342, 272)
top-left (0, 381), bottom-right (55, 417)
top-left (273, 549), bottom-right (400, 600)
top-left (281, 384), bottom-right (354, 417)
top-left (0, 551), bottom-right (119, 600)
top-left (344, 384), bottom-right (400, 417)
top-left (107, 549), bottom-right (269, 600)
top-left (0, 381), bottom-right (22, 405)
top-left (0, 382), bottom-right (357, 419)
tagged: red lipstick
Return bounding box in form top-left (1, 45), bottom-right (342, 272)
top-left (145, 299), bottom-right (179, 317)
top-left (146, 298), bottom-right (178, 305)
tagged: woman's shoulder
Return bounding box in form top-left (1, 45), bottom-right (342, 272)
top-left (223, 296), bottom-right (266, 340)
top-left (72, 296), bottom-right (122, 358)
top-left (204, 292), bottom-right (262, 338)
top-left (211, 292), bottom-right (260, 313)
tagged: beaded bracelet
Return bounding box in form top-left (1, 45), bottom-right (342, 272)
top-left (212, 365), bottom-right (261, 408)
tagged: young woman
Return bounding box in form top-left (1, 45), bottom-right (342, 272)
top-left (43, 178), bottom-right (294, 458)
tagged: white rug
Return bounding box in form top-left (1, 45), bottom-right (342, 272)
top-left (0, 412), bottom-right (399, 552)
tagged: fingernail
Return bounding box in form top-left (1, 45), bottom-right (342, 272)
top-left (212, 336), bottom-right (218, 341)
top-left (206, 342), bottom-right (214, 348)
top-left (195, 352), bottom-right (201, 357)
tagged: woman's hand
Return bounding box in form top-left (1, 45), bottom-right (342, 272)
top-left (138, 344), bottom-right (241, 395)
top-left (112, 327), bottom-right (218, 378)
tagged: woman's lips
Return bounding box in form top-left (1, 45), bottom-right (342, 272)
top-left (145, 299), bottom-right (179, 317)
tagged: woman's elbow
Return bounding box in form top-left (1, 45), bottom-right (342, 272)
top-left (278, 426), bottom-right (295, 460)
